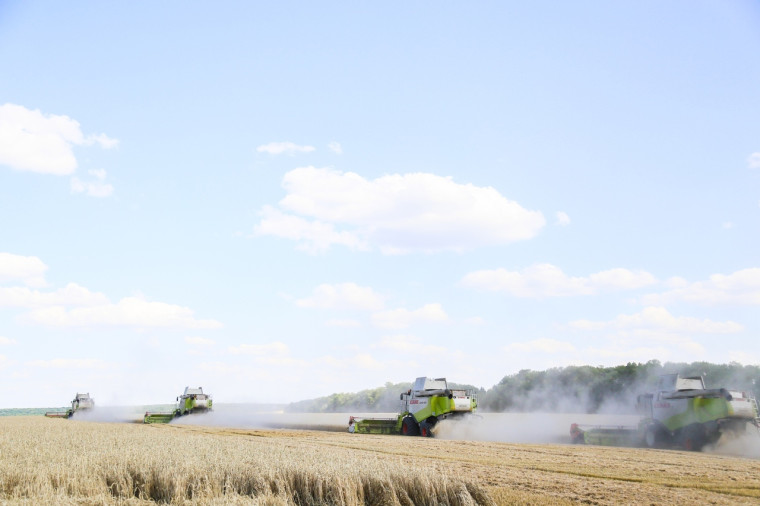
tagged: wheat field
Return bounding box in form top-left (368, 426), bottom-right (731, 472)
top-left (1, 416), bottom-right (759, 505)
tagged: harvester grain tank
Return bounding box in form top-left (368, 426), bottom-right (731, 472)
top-left (571, 373), bottom-right (760, 450)
top-left (348, 377), bottom-right (477, 437)
top-left (45, 393), bottom-right (95, 419)
top-left (143, 387), bottom-right (212, 424)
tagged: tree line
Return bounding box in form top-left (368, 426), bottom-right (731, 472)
top-left (285, 361), bottom-right (760, 414)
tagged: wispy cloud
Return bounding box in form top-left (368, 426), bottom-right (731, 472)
top-left (328, 141), bottom-right (342, 154)
top-left (70, 169), bottom-right (113, 198)
top-left (748, 152), bottom-right (760, 169)
top-left (641, 268), bottom-right (760, 306)
top-left (504, 338), bottom-right (575, 354)
top-left (255, 167), bottom-right (545, 254)
top-left (19, 296), bottom-right (223, 329)
top-left (26, 358), bottom-right (111, 369)
top-left (256, 141), bottom-right (315, 155)
top-left (371, 303), bottom-right (449, 329)
top-left (372, 334), bottom-right (447, 354)
top-left (462, 264), bottom-right (657, 297)
top-left (555, 211), bottom-right (571, 226)
top-left (228, 341), bottom-right (289, 356)
top-left (296, 282), bottom-right (385, 311)
top-left (569, 306), bottom-right (743, 334)
top-left (0, 283), bottom-right (108, 309)
top-left (185, 336), bottom-right (215, 346)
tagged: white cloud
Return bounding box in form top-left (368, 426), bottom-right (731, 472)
top-left (25, 358), bottom-right (110, 369)
top-left (504, 338), bottom-right (576, 354)
top-left (0, 337), bottom-right (16, 345)
top-left (256, 142), bottom-right (315, 155)
top-left (296, 282), bottom-right (385, 311)
top-left (555, 211), bottom-right (571, 226)
top-left (641, 268), bottom-right (760, 306)
top-left (255, 167), bottom-right (545, 254)
top-left (255, 205), bottom-right (368, 254)
top-left (0, 283), bottom-right (108, 308)
top-left (371, 303), bottom-right (449, 329)
top-left (70, 168), bottom-right (114, 198)
top-left (0, 253), bottom-right (48, 287)
top-left (19, 296), bottom-right (223, 329)
top-left (328, 141), bottom-right (343, 154)
top-left (0, 103), bottom-right (117, 175)
top-left (748, 152), bottom-right (760, 169)
top-left (185, 336), bottom-right (215, 346)
top-left (462, 264), bottom-right (657, 297)
top-left (569, 306), bottom-right (743, 334)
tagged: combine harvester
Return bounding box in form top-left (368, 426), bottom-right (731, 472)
top-left (571, 373), bottom-right (760, 451)
top-left (348, 377), bottom-right (477, 437)
top-left (144, 387), bottom-right (213, 424)
top-left (45, 393), bottom-right (95, 419)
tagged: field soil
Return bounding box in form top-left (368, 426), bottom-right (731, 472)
top-left (1, 416), bottom-right (759, 505)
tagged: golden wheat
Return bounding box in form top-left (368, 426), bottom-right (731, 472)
top-left (0, 417), bottom-right (491, 505)
top-left (2, 416), bottom-right (760, 505)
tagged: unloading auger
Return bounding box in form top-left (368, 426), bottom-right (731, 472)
top-left (143, 386), bottom-right (213, 424)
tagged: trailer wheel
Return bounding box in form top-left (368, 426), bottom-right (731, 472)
top-left (401, 416), bottom-right (419, 436)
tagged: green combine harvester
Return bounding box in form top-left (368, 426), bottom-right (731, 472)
top-left (571, 373), bottom-right (760, 451)
top-left (348, 377), bottom-right (477, 437)
top-left (44, 393), bottom-right (94, 419)
top-left (143, 386), bottom-right (212, 424)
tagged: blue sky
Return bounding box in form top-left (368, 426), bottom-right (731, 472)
top-left (1, 1), bottom-right (759, 408)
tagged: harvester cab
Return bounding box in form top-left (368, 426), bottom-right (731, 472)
top-left (177, 386), bottom-right (213, 415)
top-left (45, 392), bottom-right (95, 419)
top-left (350, 377), bottom-right (477, 437)
top-left (144, 386), bottom-right (212, 424)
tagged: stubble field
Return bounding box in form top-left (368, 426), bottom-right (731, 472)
top-left (1, 416), bottom-right (759, 505)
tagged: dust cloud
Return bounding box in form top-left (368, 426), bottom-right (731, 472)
top-left (434, 413), bottom-right (640, 444)
top-left (70, 406), bottom-right (142, 424)
top-left (703, 426), bottom-right (760, 459)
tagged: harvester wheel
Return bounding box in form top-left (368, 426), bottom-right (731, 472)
top-left (682, 425), bottom-right (706, 452)
top-left (644, 425), bottom-right (664, 448)
top-left (401, 416), bottom-right (419, 436)
top-left (419, 421), bottom-right (433, 438)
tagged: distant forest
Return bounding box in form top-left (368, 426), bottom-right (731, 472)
top-left (285, 361), bottom-right (760, 414)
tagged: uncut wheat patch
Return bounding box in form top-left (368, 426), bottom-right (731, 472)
top-left (0, 417), bottom-right (492, 505)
